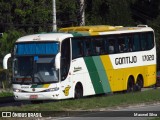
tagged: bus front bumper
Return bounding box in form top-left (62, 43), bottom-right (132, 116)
top-left (13, 91), bottom-right (60, 101)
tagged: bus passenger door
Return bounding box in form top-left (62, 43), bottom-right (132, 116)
top-left (60, 38), bottom-right (73, 99)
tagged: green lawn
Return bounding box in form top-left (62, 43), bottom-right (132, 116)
top-left (0, 89), bottom-right (160, 111)
top-left (0, 91), bottom-right (13, 97)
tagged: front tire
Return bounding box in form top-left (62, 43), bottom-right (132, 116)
top-left (74, 83), bottom-right (83, 99)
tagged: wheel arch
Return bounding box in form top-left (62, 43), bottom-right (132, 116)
top-left (136, 74), bottom-right (144, 88)
top-left (126, 75), bottom-right (135, 90)
top-left (136, 74), bottom-right (143, 81)
top-left (74, 81), bottom-right (83, 98)
top-left (125, 75), bottom-right (135, 89)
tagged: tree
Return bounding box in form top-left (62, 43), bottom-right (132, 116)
top-left (0, 30), bottom-right (22, 57)
top-left (148, 15), bottom-right (160, 70)
top-left (85, 0), bottom-right (109, 25)
top-left (57, 0), bottom-right (77, 27)
top-left (77, 0), bottom-right (85, 26)
top-left (0, 1), bottom-right (12, 32)
top-left (107, 0), bottom-right (134, 26)
top-left (85, 0), bottom-right (134, 26)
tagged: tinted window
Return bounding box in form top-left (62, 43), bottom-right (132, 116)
top-left (108, 38), bottom-right (116, 54)
top-left (71, 32), bottom-right (154, 59)
top-left (140, 32), bottom-right (154, 51)
top-left (72, 39), bottom-right (84, 59)
top-left (118, 36), bottom-right (127, 52)
top-left (147, 32), bottom-right (154, 50)
top-left (140, 33), bottom-right (147, 50)
top-left (92, 38), bottom-right (105, 55)
top-left (133, 34), bottom-right (140, 51)
top-left (84, 39), bottom-right (93, 56)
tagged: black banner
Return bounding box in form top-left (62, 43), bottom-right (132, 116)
top-left (0, 111), bottom-right (160, 118)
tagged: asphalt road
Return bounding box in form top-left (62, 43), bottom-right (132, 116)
top-left (47, 103), bottom-right (160, 120)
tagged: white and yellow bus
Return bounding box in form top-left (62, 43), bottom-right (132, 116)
top-left (4, 25), bottom-right (156, 101)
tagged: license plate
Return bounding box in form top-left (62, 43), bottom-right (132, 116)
top-left (30, 95), bottom-right (38, 99)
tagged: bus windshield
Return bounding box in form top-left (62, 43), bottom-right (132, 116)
top-left (13, 56), bottom-right (59, 84)
top-left (13, 42), bottom-right (59, 84)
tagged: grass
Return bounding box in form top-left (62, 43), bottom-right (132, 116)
top-left (0, 91), bottom-right (13, 97)
top-left (151, 118), bottom-right (160, 120)
top-left (0, 89), bottom-right (160, 111)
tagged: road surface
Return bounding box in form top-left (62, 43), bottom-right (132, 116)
top-left (44, 103), bottom-right (160, 120)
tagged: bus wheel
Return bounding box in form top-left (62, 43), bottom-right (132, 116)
top-left (136, 75), bottom-right (143, 91)
top-left (74, 83), bottom-right (83, 99)
top-left (127, 76), bottom-right (135, 93)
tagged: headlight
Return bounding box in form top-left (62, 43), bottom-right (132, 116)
top-left (13, 88), bottom-right (22, 92)
top-left (45, 87), bottom-right (59, 92)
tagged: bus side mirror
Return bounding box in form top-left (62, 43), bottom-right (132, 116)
top-left (3, 53), bottom-right (11, 69)
top-left (55, 53), bottom-right (61, 69)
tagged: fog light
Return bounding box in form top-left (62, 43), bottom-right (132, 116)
top-left (15, 96), bottom-right (18, 98)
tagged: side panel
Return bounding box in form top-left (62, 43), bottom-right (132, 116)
top-left (92, 56), bottom-right (111, 93)
top-left (84, 56), bottom-right (111, 94)
top-left (70, 47), bottom-right (156, 96)
top-left (84, 57), bottom-right (104, 94)
top-left (107, 47), bottom-right (156, 91)
top-left (70, 58), bottom-right (96, 96)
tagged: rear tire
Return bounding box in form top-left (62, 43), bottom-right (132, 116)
top-left (74, 83), bottom-right (83, 99)
top-left (127, 76), bottom-right (135, 93)
top-left (135, 76), bottom-right (143, 91)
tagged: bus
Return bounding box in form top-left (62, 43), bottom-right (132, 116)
top-left (4, 25), bottom-right (156, 101)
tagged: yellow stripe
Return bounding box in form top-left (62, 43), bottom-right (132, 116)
top-left (100, 55), bottom-right (114, 91)
top-left (43, 84), bottom-right (50, 88)
top-left (89, 32), bottom-right (99, 36)
top-left (100, 55), bottom-right (113, 69)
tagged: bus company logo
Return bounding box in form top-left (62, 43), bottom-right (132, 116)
top-left (115, 56), bottom-right (137, 65)
top-left (63, 86), bottom-right (71, 96)
top-left (2, 112), bottom-right (11, 117)
top-left (73, 67), bottom-right (82, 72)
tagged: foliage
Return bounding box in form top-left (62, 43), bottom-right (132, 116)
top-left (0, 69), bottom-right (10, 89)
top-left (0, 30), bottom-right (23, 57)
top-left (0, 0), bottom-right (160, 68)
top-left (0, 91), bottom-right (13, 97)
top-left (108, 0), bottom-right (135, 26)
top-left (148, 15), bottom-right (160, 70)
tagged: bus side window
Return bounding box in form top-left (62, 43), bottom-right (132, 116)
top-left (92, 38), bottom-right (105, 55)
top-left (118, 37), bottom-right (126, 53)
top-left (104, 39), bottom-right (109, 54)
top-left (84, 39), bottom-right (92, 56)
top-left (72, 39), bottom-right (84, 59)
top-left (140, 33), bottom-right (147, 50)
top-left (147, 32), bottom-right (154, 50)
top-left (133, 34), bottom-right (140, 51)
top-left (125, 35), bottom-right (134, 52)
top-left (108, 39), bottom-right (115, 54)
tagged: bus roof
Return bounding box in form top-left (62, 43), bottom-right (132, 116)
top-left (16, 33), bottom-right (73, 43)
top-left (16, 25), bottom-right (153, 43)
top-left (59, 25), bottom-right (154, 36)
